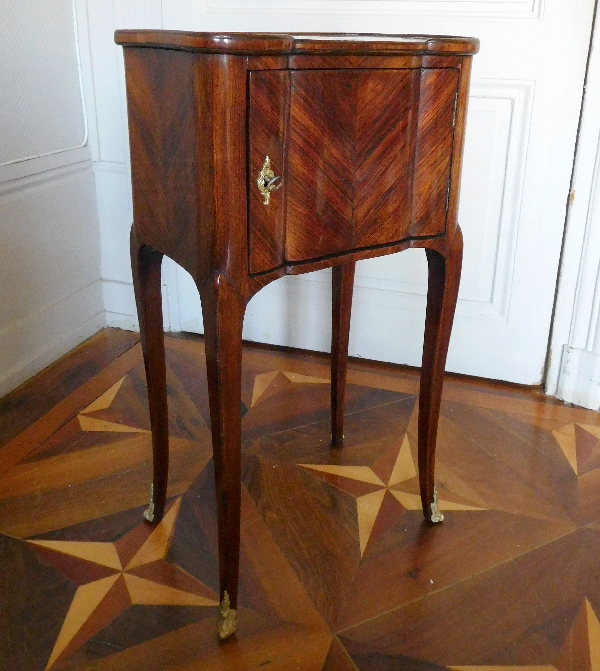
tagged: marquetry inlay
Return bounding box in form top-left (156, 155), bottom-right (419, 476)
top-left (3, 332), bottom-right (600, 669)
top-left (28, 498), bottom-right (218, 670)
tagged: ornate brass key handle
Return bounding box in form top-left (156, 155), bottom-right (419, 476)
top-left (257, 156), bottom-right (283, 205)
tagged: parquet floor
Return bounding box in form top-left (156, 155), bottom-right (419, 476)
top-left (2, 329), bottom-right (600, 671)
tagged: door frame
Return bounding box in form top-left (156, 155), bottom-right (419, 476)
top-left (546, 0), bottom-right (600, 409)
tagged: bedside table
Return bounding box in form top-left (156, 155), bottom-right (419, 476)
top-left (114, 30), bottom-right (479, 639)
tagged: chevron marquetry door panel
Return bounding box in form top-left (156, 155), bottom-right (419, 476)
top-left (248, 70), bottom-right (290, 275)
top-left (352, 69), bottom-right (421, 249)
top-left (252, 67), bottom-right (460, 264)
top-left (410, 68), bottom-right (460, 237)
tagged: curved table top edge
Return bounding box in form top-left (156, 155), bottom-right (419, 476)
top-left (114, 30), bottom-right (480, 55)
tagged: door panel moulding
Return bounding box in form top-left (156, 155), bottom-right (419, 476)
top-left (0, 0), bottom-right (88, 168)
top-left (0, 147), bottom-right (92, 192)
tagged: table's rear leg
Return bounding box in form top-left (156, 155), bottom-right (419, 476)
top-left (419, 228), bottom-right (463, 523)
top-left (200, 272), bottom-right (246, 640)
top-left (331, 262), bottom-right (356, 447)
top-left (131, 228), bottom-right (168, 524)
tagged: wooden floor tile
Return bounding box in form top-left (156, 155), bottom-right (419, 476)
top-left (1, 329), bottom-right (600, 670)
top-left (0, 329), bottom-right (139, 449)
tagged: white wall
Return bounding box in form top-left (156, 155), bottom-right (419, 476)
top-left (77, 0), bottom-right (177, 333)
top-left (0, 0), bottom-right (104, 397)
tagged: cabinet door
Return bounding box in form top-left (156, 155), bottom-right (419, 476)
top-left (285, 68), bottom-right (459, 262)
top-left (247, 67), bottom-right (459, 271)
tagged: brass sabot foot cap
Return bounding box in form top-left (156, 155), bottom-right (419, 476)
top-left (143, 504), bottom-right (155, 523)
top-left (429, 484), bottom-right (444, 524)
top-left (217, 591), bottom-right (237, 640)
top-left (143, 483), bottom-right (156, 523)
top-left (143, 484), bottom-right (164, 524)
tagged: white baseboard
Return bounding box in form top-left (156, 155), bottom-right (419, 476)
top-left (102, 279), bottom-right (170, 332)
top-left (105, 311), bottom-right (139, 331)
top-left (556, 345), bottom-right (600, 410)
top-left (0, 281), bottom-right (106, 398)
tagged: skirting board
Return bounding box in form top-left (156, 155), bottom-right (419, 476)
top-left (556, 345), bottom-right (600, 410)
top-left (103, 279), bottom-right (171, 332)
top-left (0, 281), bottom-right (105, 398)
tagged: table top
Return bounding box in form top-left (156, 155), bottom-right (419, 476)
top-left (114, 31), bottom-right (479, 56)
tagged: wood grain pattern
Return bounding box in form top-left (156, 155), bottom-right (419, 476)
top-left (125, 49), bottom-right (249, 289)
top-left (353, 69), bottom-right (420, 248)
top-left (115, 31), bottom-right (479, 56)
top-left (195, 54), bottom-right (249, 291)
top-left (419, 226), bottom-right (463, 519)
top-left (288, 54), bottom-right (421, 69)
top-left (0, 344), bottom-right (142, 474)
top-left (131, 230), bottom-right (169, 523)
top-left (0, 329), bottom-right (138, 450)
top-left (285, 69), bottom-right (356, 261)
top-left (282, 67), bottom-right (458, 262)
top-left (446, 57), bottom-right (474, 233)
top-left (411, 68), bottom-right (459, 237)
top-left (246, 55), bottom-right (287, 70)
top-left (125, 48), bottom-right (199, 269)
top-left (200, 273), bottom-right (246, 612)
top-left (331, 263), bottom-right (356, 447)
top-left (248, 70), bottom-right (289, 273)
top-left (248, 235), bottom-right (447, 294)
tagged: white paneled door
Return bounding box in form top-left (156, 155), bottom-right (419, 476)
top-left (160, 0), bottom-right (595, 385)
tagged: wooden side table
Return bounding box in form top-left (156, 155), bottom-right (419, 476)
top-left (115, 30), bottom-right (478, 639)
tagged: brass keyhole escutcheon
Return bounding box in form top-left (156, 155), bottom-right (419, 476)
top-left (257, 156), bottom-right (283, 205)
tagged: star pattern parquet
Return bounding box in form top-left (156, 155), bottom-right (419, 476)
top-left (1, 330), bottom-right (600, 670)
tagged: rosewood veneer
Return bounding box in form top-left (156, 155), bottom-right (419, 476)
top-left (114, 30), bottom-right (479, 639)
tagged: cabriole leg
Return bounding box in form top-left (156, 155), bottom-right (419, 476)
top-left (200, 273), bottom-right (246, 641)
top-left (331, 262), bottom-right (355, 447)
top-left (131, 228), bottom-right (168, 524)
top-left (419, 228), bottom-right (463, 523)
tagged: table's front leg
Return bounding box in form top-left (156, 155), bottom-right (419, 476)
top-left (331, 262), bottom-right (355, 447)
top-left (131, 228), bottom-right (169, 524)
top-left (200, 272), bottom-right (246, 641)
top-left (419, 227), bottom-right (463, 523)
